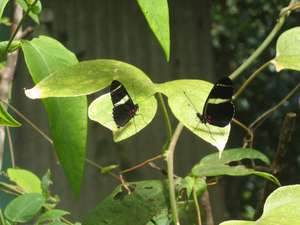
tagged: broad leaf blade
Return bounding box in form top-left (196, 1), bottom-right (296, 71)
top-left (191, 148), bottom-right (279, 185)
top-left (136, 0), bottom-right (170, 61)
top-left (4, 193), bottom-right (45, 223)
top-left (0, 103), bottom-right (21, 127)
top-left (220, 185), bottom-right (300, 225)
top-left (21, 36), bottom-right (87, 196)
top-left (83, 180), bottom-right (169, 225)
top-left (7, 168), bottom-right (41, 193)
top-left (157, 80), bottom-right (230, 151)
top-left (272, 27), bottom-right (300, 72)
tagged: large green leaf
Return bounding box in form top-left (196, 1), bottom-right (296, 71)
top-left (4, 193), bottom-right (45, 223)
top-left (83, 180), bottom-right (169, 225)
top-left (7, 168), bottom-right (41, 193)
top-left (191, 148), bottom-right (280, 185)
top-left (157, 80), bottom-right (231, 151)
top-left (220, 185), bottom-right (300, 225)
top-left (136, 0), bottom-right (170, 61)
top-left (0, 103), bottom-right (21, 127)
top-left (272, 27), bottom-right (300, 72)
top-left (0, 0), bottom-right (8, 20)
top-left (21, 36), bottom-right (87, 196)
top-left (25, 59), bottom-right (156, 98)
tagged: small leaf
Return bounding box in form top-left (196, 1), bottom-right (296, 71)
top-left (4, 193), bottom-right (45, 223)
top-left (16, 0), bottom-right (40, 23)
top-left (157, 80), bottom-right (230, 151)
top-left (100, 165), bottom-right (119, 174)
top-left (21, 36), bottom-right (87, 196)
top-left (37, 209), bottom-right (69, 224)
top-left (83, 180), bottom-right (169, 225)
top-left (0, 103), bottom-right (21, 127)
top-left (136, 0), bottom-right (170, 61)
top-left (191, 148), bottom-right (280, 185)
top-left (44, 222), bottom-right (69, 225)
top-left (220, 185), bottom-right (300, 225)
top-left (272, 27), bottom-right (300, 72)
top-left (0, 0), bottom-right (9, 20)
top-left (41, 170), bottom-right (52, 198)
top-left (7, 168), bottom-right (42, 193)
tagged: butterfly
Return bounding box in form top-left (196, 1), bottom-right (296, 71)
top-left (110, 80), bottom-right (139, 128)
top-left (185, 77), bottom-right (235, 127)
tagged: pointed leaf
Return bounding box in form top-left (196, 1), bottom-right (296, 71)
top-left (83, 180), bottom-right (169, 225)
top-left (220, 185), bottom-right (300, 225)
top-left (157, 80), bottom-right (230, 151)
top-left (21, 36), bottom-right (87, 196)
top-left (0, 103), bottom-right (21, 127)
top-left (272, 27), bottom-right (300, 72)
top-left (191, 148), bottom-right (279, 185)
top-left (136, 0), bottom-right (170, 61)
top-left (24, 59), bottom-right (156, 99)
top-left (7, 168), bottom-right (41, 193)
top-left (4, 193), bottom-right (45, 223)
top-left (0, 0), bottom-right (8, 20)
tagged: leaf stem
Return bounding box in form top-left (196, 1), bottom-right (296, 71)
top-left (5, 0), bottom-right (39, 53)
top-left (193, 187), bottom-right (202, 225)
top-left (249, 82), bottom-right (300, 130)
top-left (233, 61), bottom-right (271, 99)
top-left (158, 93), bottom-right (173, 140)
top-left (6, 127), bottom-right (15, 168)
top-left (229, 12), bottom-right (286, 80)
top-left (166, 122), bottom-right (184, 225)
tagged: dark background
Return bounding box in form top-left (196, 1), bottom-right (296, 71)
top-left (0, 0), bottom-right (299, 223)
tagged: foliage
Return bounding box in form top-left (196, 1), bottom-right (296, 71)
top-left (0, 0), bottom-right (299, 225)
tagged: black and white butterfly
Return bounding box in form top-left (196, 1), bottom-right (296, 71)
top-left (185, 77), bottom-right (235, 127)
top-left (110, 80), bottom-right (139, 128)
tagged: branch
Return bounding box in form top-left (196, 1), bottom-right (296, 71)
top-left (201, 191), bottom-right (214, 225)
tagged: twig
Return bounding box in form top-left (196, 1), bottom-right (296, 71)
top-left (201, 191), bottom-right (214, 225)
top-left (20, 26), bottom-right (34, 38)
top-left (193, 187), bottom-right (202, 225)
top-left (233, 61), bottom-right (271, 99)
top-left (148, 162), bottom-right (180, 178)
top-left (232, 118), bottom-right (253, 148)
top-left (6, 127), bottom-right (15, 168)
top-left (166, 123), bottom-right (184, 225)
top-left (249, 83), bottom-right (300, 130)
top-left (254, 113), bottom-right (297, 219)
top-left (121, 154), bottom-right (163, 174)
top-left (158, 93), bottom-right (173, 140)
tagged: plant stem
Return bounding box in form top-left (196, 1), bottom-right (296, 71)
top-left (233, 61), bottom-right (271, 99)
top-left (229, 14), bottom-right (286, 80)
top-left (166, 123), bottom-right (184, 225)
top-left (193, 187), bottom-right (202, 225)
top-left (158, 93), bottom-right (173, 140)
top-left (249, 82), bottom-right (300, 130)
top-left (232, 118), bottom-right (253, 147)
top-left (6, 127), bottom-right (15, 168)
top-left (5, 0), bottom-right (39, 53)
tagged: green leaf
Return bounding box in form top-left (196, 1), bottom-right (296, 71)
top-left (0, 0), bottom-right (9, 20)
top-left (24, 59), bottom-right (156, 98)
top-left (37, 209), bottom-right (69, 224)
top-left (272, 27), bottom-right (300, 72)
top-left (16, 0), bottom-right (41, 23)
top-left (44, 222), bottom-right (69, 225)
top-left (176, 176), bottom-right (207, 200)
top-left (191, 148), bottom-right (280, 185)
top-left (157, 80), bottom-right (230, 151)
top-left (83, 180), bottom-right (169, 225)
top-left (21, 36), bottom-right (87, 196)
top-left (41, 170), bottom-right (52, 198)
top-left (220, 185), bottom-right (300, 225)
top-left (136, 0), bottom-right (170, 61)
top-left (100, 164), bottom-right (119, 174)
top-left (0, 103), bottom-right (21, 127)
top-left (4, 193), bottom-right (45, 223)
top-left (7, 168), bottom-right (42, 193)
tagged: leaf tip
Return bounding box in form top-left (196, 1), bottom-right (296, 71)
top-left (24, 87), bottom-right (41, 99)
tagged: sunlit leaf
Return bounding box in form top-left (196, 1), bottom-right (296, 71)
top-left (191, 148), bottom-right (280, 185)
top-left (157, 80), bottom-right (231, 151)
top-left (16, 0), bottom-right (41, 23)
top-left (7, 168), bottom-right (41, 193)
top-left (21, 36), bottom-right (87, 196)
top-left (4, 193), bottom-right (44, 223)
top-left (83, 180), bottom-right (169, 225)
top-left (136, 0), bottom-right (170, 61)
top-left (0, 103), bottom-right (21, 127)
top-left (0, 0), bottom-right (9, 20)
top-left (272, 27), bottom-right (300, 72)
top-left (220, 185), bottom-right (300, 225)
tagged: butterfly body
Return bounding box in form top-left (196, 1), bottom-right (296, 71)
top-left (110, 80), bottom-right (138, 128)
